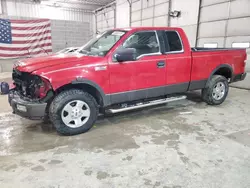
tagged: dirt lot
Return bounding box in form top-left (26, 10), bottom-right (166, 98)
top-left (0, 88), bottom-right (250, 188)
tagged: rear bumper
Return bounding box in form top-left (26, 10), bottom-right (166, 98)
top-left (231, 73), bottom-right (247, 82)
top-left (8, 90), bottom-right (47, 120)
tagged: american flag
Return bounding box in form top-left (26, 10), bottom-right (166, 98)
top-left (0, 18), bottom-right (52, 59)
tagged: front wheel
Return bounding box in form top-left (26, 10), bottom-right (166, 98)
top-left (202, 75), bottom-right (229, 105)
top-left (49, 89), bottom-right (98, 135)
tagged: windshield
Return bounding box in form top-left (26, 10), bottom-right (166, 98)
top-left (77, 30), bottom-right (127, 57)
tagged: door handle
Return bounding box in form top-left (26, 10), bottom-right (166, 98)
top-left (157, 61), bottom-right (165, 68)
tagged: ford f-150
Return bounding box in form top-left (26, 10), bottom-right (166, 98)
top-left (9, 27), bottom-right (247, 135)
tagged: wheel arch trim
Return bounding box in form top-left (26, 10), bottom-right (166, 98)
top-left (206, 64), bottom-right (233, 87)
top-left (71, 78), bottom-right (111, 107)
top-left (209, 64), bottom-right (233, 79)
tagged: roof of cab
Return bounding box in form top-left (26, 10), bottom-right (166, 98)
top-left (113, 27), bottom-right (183, 31)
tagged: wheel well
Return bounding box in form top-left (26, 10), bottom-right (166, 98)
top-left (213, 67), bottom-right (232, 80)
top-left (55, 83), bottom-right (104, 107)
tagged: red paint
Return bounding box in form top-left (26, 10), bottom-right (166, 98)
top-left (191, 50), bottom-right (246, 81)
top-left (108, 55), bottom-right (167, 93)
top-left (164, 29), bottom-right (192, 85)
top-left (15, 27), bottom-right (246, 95)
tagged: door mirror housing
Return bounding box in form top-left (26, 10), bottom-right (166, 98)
top-left (114, 48), bottom-right (136, 62)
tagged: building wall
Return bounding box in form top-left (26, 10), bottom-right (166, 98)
top-left (131, 0), bottom-right (170, 28)
top-left (198, 0), bottom-right (250, 49)
top-left (95, 3), bottom-right (116, 33)
top-left (116, 0), bottom-right (130, 28)
top-left (130, 0), bottom-right (199, 47)
top-left (0, 0), bottom-right (2, 15)
top-left (95, 0), bottom-right (130, 34)
top-left (198, 0), bottom-right (250, 71)
top-left (0, 0), bottom-right (94, 52)
top-left (94, 0), bottom-right (198, 47)
top-left (94, 0), bottom-right (250, 71)
top-left (51, 20), bottom-right (90, 52)
top-left (0, 14), bottom-right (90, 53)
top-left (170, 0), bottom-right (199, 47)
top-left (1, 0), bottom-right (94, 27)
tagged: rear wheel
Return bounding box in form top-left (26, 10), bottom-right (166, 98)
top-left (202, 75), bottom-right (229, 105)
top-left (49, 89), bottom-right (98, 135)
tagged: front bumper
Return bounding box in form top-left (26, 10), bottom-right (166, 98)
top-left (232, 73), bottom-right (247, 82)
top-left (8, 90), bottom-right (47, 120)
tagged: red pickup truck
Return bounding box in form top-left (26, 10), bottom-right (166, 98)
top-left (9, 27), bottom-right (247, 135)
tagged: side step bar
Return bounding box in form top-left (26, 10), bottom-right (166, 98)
top-left (108, 95), bottom-right (187, 114)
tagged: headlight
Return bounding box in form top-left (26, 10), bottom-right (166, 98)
top-left (36, 77), bottom-right (52, 98)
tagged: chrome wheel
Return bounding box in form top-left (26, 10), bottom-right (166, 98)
top-left (61, 100), bottom-right (90, 128)
top-left (212, 82), bottom-right (225, 100)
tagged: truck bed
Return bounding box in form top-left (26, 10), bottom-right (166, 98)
top-left (190, 47), bottom-right (246, 86)
top-left (191, 47), bottom-right (243, 52)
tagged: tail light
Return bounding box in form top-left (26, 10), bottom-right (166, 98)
top-left (242, 53), bottom-right (247, 68)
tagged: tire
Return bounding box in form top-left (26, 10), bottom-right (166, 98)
top-left (42, 113), bottom-right (51, 124)
top-left (42, 103), bottom-right (51, 124)
top-left (202, 75), bottom-right (229, 105)
top-left (49, 89), bottom-right (98, 135)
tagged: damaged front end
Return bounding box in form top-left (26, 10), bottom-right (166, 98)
top-left (8, 68), bottom-right (54, 120)
top-left (12, 68), bottom-right (53, 101)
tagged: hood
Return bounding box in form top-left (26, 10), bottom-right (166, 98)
top-left (15, 54), bottom-right (102, 73)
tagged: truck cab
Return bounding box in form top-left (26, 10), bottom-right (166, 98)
top-left (9, 27), bottom-right (247, 135)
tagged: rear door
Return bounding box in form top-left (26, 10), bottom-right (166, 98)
top-left (108, 30), bottom-right (167, 104)
top-left (162, 30), bottom-right (192, 92)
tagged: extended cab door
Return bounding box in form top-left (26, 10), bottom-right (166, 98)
top-left (162, 30), bottom-right (192, 93)
top-left (108, 30), bottom-right (167, 104)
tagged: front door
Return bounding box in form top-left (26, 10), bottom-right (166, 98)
top-left (108, 30), bottom-right (167, 104)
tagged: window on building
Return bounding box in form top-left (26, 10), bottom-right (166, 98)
top-left (232, 42), bottom-right (250, 48)
top-left (204, 43), bottom-right (218, 48)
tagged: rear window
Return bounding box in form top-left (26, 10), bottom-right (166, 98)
top-left (165, 31), bottom-right (183, 52)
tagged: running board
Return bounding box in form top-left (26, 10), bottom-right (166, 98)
top-left (107, 95), bottom-right (187, 114)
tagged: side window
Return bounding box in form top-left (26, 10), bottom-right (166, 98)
top-left (165, 31), bottom-right (183, 52)
top-left (122, 31), bottom-right (160, 58)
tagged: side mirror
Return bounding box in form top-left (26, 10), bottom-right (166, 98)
top-left (114, 48), bottom-right (136, 62)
